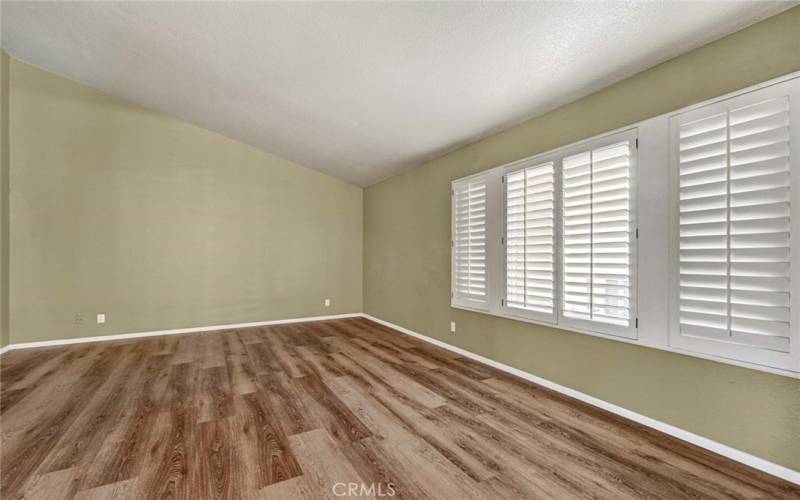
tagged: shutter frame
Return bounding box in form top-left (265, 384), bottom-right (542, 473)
top-left (668, 79), bottom-right (800, 371)
top-left (451, 173), bottom-right (491, 311)
top-left (501, 159), bottom-right (558, 324)
top-left (558, 130), bottom-right (639, 339)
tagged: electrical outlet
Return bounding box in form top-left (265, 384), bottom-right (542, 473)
top-left (75, 314), bottom-right (84, 325)
top-left (450, 321), bottom-right (456, 333)
top-left (97, 313), bottom-right (106, 324)
top-left (324, 299), bottom-right (331, 307)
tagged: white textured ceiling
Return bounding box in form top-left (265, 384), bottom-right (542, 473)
top-left (2, 1), bottom-right (796, 186)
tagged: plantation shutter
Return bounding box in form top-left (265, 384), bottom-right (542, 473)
top-left (504, 162), bottom-right (556, 321)
top-left (452, 176), bottom-right (489, 309)
top-left (677, 95), bottom-right (792, 352)
top-left (561, 140), bottom-right (634, 332)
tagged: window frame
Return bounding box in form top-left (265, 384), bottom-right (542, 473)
top-left (500, 152), bottom-right (561, 325)
top-left (667, 78), bottom-right (800, 372)
top-left (451, 172), bottom-right (492, 311)
top-left (496, 131), bottom-right (640, 338)
top-left (556, 130), bottom-right (639, 339)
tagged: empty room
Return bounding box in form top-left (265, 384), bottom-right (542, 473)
top-left (1, 1), bottom-right (799, 499)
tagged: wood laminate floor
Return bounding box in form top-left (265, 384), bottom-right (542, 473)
top-left (1, 317), bottom-right (797, 499)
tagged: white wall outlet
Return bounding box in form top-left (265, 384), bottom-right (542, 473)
top-left (324, 299), bottom-right (331, 307)
top-left (97, 313), bottom-right (106, 324)
top-left (75, 314), bottom-right (84, 325)
top-left (450, 321), bottom-right (456, 333)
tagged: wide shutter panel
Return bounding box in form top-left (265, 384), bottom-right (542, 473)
top-left (678, 95), bottom-right (792, 352)
top-left (453, 178), bottom-right (488, 307)
top-left (505, 162), bottom-right (555, 318)
top-left (562, 141), bottom-right (633, 328)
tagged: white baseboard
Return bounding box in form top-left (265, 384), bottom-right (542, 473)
top-left (360, 313), bottom-right (800, 486)
top-left (0, 313), bottom-right (361, 354)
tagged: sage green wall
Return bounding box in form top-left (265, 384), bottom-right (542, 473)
top-left (364, 7), bottom-right (800, 470)
top-left (1, 50), bottom-right (9, 348)
top-left (9, 58), bottom-right (362, 343)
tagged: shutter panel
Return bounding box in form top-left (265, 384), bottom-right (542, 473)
top-left (678, 95), bottom-right (791, 352)
top-left (452, 177), bottom-right (488, 308)
top-left (505, 161), bottom-right (555, 319)
top-left (562, 141), bottom-right (633, 329)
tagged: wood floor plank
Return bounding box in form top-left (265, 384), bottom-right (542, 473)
top-left (294, 344), bottom-right (344, 380)
top-left (322, 375), bottom-right (419, 442)
top-left (134, 405), bottom-right (197, 500)
top-left (293, 373), bottom-right (372, 443)
top-left (162, 362), bottom-right (200, 409)
top-left (198, 332), bottom-right (227, 369)
top-left (170, 336), bottom-right (199, 365)
top-left (327, 375), bottom-right (497, 482)
top-left (40, 351), bottom-right (148, 474)
top-left (236, 392), bottom-right (304, 487)
top-left (389, 362), bottom-right (497, 414)
top-left (243, 341), bottom-right (282, 374)
top-left (198, 366), bottom-right (235, 423)
top-left (73, 479), bottom-right (138, 500)
top-left (1, 317), bottom-right (796, 499)
top-left (361, 337), bottom-right (440, 370)
top-left (372, 429), bottom-right (487, 500)
top-left (148, 335), bottom-right (179, 357)
top-left (1, 344), bottom-right (108, 431)
top-left (235, 327), bottom-right (263, 345)
top-left (74, 353), bottom-right (171, 490)
top-left (326, 353), bottom-right (444, 422)
top-left (316, 335), bottom-right (351, 354)
top-left (220, 332), bottom-right (247, 356)
top-left (262, 328), bottom-right (309, 379)
top-left (256, 475), bottom-right (319, 500)
top-left (258, 371), bottom-right (318, 436)
top-left (287, 428), bottom-right (376, 500)
top-left (332, 347), bottom-right (447, 410)
top-left (224, 353), bottom-right (259, 395)
top-left (338, 436), bottom-right (429, 500)
top-left (4, 348), bottom-right (71, 392)
top-left (18, 468), bottom-right (78, 500)
top-left (1, 347), bottom-right (63, 387)
top-left (437, 403), bottom-right (641, 499)
top-left (283, 324), bottom-right (326, 349)
top-left (192, 417), bottom-right (251, 500)
top-left (1, 344), bottom-right (131, 497)
top-left (0, 388), bottom-right (27, 414)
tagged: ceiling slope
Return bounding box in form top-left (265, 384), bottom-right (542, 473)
top-left (2, 1), bottom-right (795, 186)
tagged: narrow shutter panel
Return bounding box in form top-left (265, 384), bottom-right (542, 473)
top-left (505, 162), bottom-right (555, 317)
top-left (453, 178), bottom-right (488, 306)
top-left (562, 141), bottom-right (633, 327)
top-left (678, 96), bottom-right (791, 352)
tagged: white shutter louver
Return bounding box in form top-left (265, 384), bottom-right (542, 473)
top-left (452, 177), bottom-right (488, 308)
top-left (678, 95), bottom-right (792, 353)
top-left (561, 141), bottom-right (633, 331)
top-left (505, 162), bottom-right (555, 320)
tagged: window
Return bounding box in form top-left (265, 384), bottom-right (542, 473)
top-left (496, 129), bottom-right (638, 339)
top-left (560, 139), bottom-right (635, 337)
top-left (503, 161), bottom-right (556, 322)
top-left (451, 175), bottom-right (489, 310)
top-left (670, 80), bottom-right (799, 371)
top-left (496, 133), bottom-right (637, 337)
top-left (451, 72), bottom-right (799, 376)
